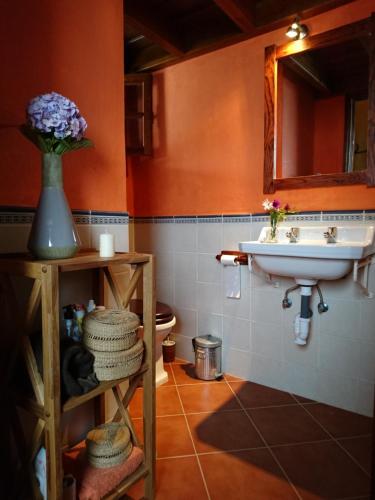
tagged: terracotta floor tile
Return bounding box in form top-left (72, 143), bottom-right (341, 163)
top-left (292, 394), bottom-right (316, 404)
top-left (172, 362), bottom-right (224, 385)
top-left (338, 436), bottom-right (373, 474)
top-left (187, 410), bottom-right (264, 453)
top-left (133, 414), bottom-right (194, 457)
top-left (224, 372), bottom-right (245, 382)
top-left (156, 385), bottom-right (183, 416)
top-left (248, 405), bottom-right (329, 446)
top-left (162, 363), bottom-right (175, 386)
top-left (303, 403), bottom-right (373, 438)
top-left (129, 385), bottom-right (183, 418)
top-left (156, 415), bottom-right (195, 458)
top-left (273, 441), bottom-right (371, 499)
top-left (173, 357), bottom-right (187, 364)
top-left (178, 383), bottom-right (240, 413)
top-left (229, 381), bottom-right (295, 408)
top-left (155, 456), bottom-right (208, 500)
top-left (199, 449), bottom-right (298, 499)
top-left (171, 362), bottom-right (201, 384)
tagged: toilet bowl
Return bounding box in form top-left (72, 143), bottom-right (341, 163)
top-left (129, 299), bottom-right (176, 387)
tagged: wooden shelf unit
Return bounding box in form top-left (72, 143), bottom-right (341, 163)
top-left (0, 251), bottom-right (156, 500)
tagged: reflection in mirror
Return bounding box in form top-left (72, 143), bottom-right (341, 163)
top-left (277, 38), bottom-right (369, 178)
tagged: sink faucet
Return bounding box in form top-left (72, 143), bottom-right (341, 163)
top-left (324, 226), bottom-right (337, 243)
top-left (286, 227), bottom-right (299, 243)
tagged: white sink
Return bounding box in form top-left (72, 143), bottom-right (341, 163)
top-left (239, 225), bottom-right (375, 281)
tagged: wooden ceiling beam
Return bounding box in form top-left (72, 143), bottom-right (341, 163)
top-left (213, 0), bottom-right (255, 33)
top-left (126, 5), bottom-right (185, 57)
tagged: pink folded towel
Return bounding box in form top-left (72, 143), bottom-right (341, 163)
top-left (63, 441), bottom-right (144, 499)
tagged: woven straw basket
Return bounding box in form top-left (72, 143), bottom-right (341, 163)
top-left (88, 338), bottom-right (144, 381)
top-left (86, 422), bottom-right (132, 468)
top-left (83, 309), bottom-right (140, 352)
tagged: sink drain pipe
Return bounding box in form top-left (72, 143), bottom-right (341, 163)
top-left (294, 285), bottom-right (313, 345)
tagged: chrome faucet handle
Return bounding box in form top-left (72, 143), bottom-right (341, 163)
top-left (286, 227), bottom-right (299, 243)
top-left (324, 226), bottom-right (337, 243)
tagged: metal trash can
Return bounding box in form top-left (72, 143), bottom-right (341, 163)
top-left (192, 334), bottom-right (223, 380)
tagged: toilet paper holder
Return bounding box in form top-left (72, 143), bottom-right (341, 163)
top-left (215, 251), bottom-right (248, 265)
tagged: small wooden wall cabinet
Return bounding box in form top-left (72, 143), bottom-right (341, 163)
top-left (0, 251), bottom-right (156, 499)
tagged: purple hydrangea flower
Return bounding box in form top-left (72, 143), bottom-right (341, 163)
top-left (27, 92), bottom-right (87, 140)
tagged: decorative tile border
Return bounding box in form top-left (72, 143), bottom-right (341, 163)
top-left (135, 210), bottom-right (375, 224)
top-left (2, 208), bottom-right (375, 225)
top-left (223, 214), bottom-right (251, 223)
top-left (0, 207), bottom-right (129, 225)
top-left (197, 215), bottom-right (222, 223)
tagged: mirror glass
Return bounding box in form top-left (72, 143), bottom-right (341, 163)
top-left (276, 38), bottom-right (369, 178)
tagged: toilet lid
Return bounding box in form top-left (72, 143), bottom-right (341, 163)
top-left (129, 299), bottom-right (174, 325)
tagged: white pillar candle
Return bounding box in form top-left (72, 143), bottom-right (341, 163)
top-left (99, 233), bottom-right (114, 257)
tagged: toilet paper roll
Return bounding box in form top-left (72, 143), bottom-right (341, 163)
top-left (220, 255), bottom-right (241, 299)
top-left (220, 255), bottom-right (238, 266)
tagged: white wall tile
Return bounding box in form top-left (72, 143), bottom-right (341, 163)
top-left (151, 223), bottom-right (174, 253)
top-left (316, 369), bottom-right (358, 412)
top-left (155, 252), bottom-right (174, 280)
top-left (197, 282), bottom-right (222, 314)
top-left (360, 298), bottom-right (375, 343)
top-left (198, 254), bottom-right (222, 283)
top-left (223, 316), bottom-right (251, 351)
top-left (173, 223), bottom-right (197, 253)
top-left (174, 307), bottom-right (197, 339)
top-left (355, 380), bottom-right (374, 417)
top-left (223, 222), bottom-right (251, 250)
top-left (284, 363), bottom-right (319, 401)
top-left (175, 334), bottom-right (195, 363)
top-left (252, 321), bottom-right (283, 361)
top-left (223, 286), bottom-right (251, 319)
top-left (249, 353), bottom-right (287, 390)
top-left (358, 341), bottom-right (375, 382)
top-left (0, 225), bottom-right (29, 252)
top-left (319, 299), bottom-right (361, 340)
top-left (197, 311), bottom-right (223, 339)
top-left (197, 222), bottom-right (222, 253)
top-left (223, 348), bottom-right (251, 380)
top-left (252, 289), bottom-right (284, 324)
top-left (156, 277), bottom-right (174, 305)
top-left (319, 335), bottom-right (361, 379)
top-left (77, 225), bottom-right (91, 249)
top-left (174, 281), bottom-right (197, 310)
top-left (134, 223), bottom-right (153, 252)
top-left (175, 252), bottom-right (197, 283)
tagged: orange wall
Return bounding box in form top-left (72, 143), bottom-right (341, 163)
top-left (0, 0), bottom-right (126, 212)
top-left (128, 0), bottom-right (375, 216)
top-left (313, 95), bottom-right (345, 174)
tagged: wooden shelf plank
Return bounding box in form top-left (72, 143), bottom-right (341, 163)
top-left (63, 364), bottom-right (148, 413)
top-left (0, 251), bottom-right (151, 273)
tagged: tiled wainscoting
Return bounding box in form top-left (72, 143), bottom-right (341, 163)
top-left (0, 208), bottom-right (129, 254)
top-left (133, 212), bottom-right (375, 417)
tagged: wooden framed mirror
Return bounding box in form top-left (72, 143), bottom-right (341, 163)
top-left (264, 14), bottom-right (375, 193)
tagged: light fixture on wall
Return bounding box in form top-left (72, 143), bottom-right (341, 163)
top-left (286, 18), bottom-right (309, 40)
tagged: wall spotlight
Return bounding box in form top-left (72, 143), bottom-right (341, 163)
top-left (286, 18), bottom-right (309, 40)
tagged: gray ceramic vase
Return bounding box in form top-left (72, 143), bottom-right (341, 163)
top-left (28, 152), bottom-right (80, 260)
